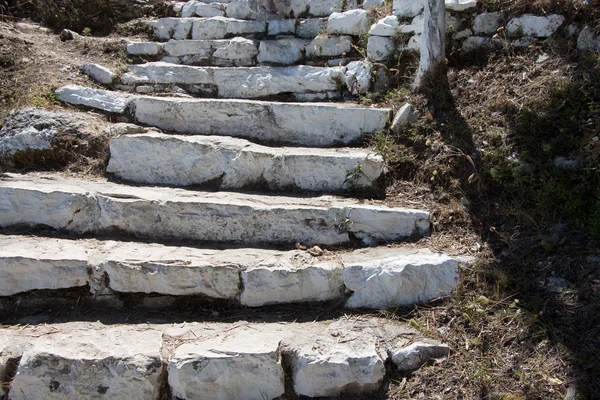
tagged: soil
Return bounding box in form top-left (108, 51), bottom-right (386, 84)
top-left (0, 6), bottom-right (599, 400)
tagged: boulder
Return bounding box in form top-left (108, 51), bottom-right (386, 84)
top-left (506, 14), bottom-right (565, 38)
top-left (577, 25), bottom-right (600, 52)
top-left (472, 12), bottom-right (504, 35)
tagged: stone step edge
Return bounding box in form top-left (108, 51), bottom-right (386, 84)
top-left (173, 0), bottom-right (362, 20)
top-left (0, 234), bottom-right (458, 309)
top-left (75, 61), bottom-right (374, 100)
top-left (0, 318), bottom-right (450, 399)
top-left (55, 85), bottom-right (392, 147)
top-left (126, 37), bottom-right (361, 67)
top-left (0, 172), bottom-right (430, 246)
top-left (106, 132), bottom-right (385, 191)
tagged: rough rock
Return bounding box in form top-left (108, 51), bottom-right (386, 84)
top-left (577, 25), bottom-right (600, 52)
top-left (391, 103), bottom-right (419, 133)
top-left (212, 37), bottom-right (258, 66)
top-left (344, 60), bottom-right (372, 95)
top-left (506, 14), bottom-right (565, 38)
top-left (0, 108), bottom-right (99, 156)
top-left (0, 173), bottom-right (431, 246)
top-left (296, 18), bottom-right (327, 38)
top-left (81, 63), bottom-right (116, 85)
top-left (126, 41), bottom-right (164, 56)
top-left (240, 253), bottom-right (345, 306)
top-left (196, 2), bottom-right (225, 17)
top-left (129, 95), bottom-right (390, 146)
top-left (10, 328), bottom-right (163, 400)
top-left (167, 325), bottom-right (285, 400)
top-left (367, 35), bottom-right (394, 61)
top-left (192, 16), bottom-right (266, 39)
top-left (106, 133), bottom-right (384, 191)
top-left (283, 0), bottom-right (358, 18)
top-left (392, 341), bottom-right (450, 371)
top-left (306, 35), bottom-right (353, 57)
top-left (453, 28), bottom-right (472, 40)
top-left (55, 85), bottom-right (131, 113)
top-left (445, 0), bottom-right (477, 12)
top-left (225, 0), bottom-right (259, 19)
top-left (328, 9), bottom-right (370, 35)
top-left (342, 248), bottom-right (458, 309)
top-left (369, 15), bottom-right (399, 36)
top-left (363, 0), bottom-right (385, 8)
top-left (406, 34), bottom-right (422, 51)
top-left (164, 39), bottom-right (215, 60)
top-left (148, 17), bottom-right (195, 40)
top-left (287, 318), bottom-right (406, 397)
top-left (399, 12), bottom-right (461, 34)
top-left (393, 0), bottom-right (424, 17)
top-left (258, 38), bottom-right (308, 64)
top-left (462, 36), bottom-right (502, 52)
top-left (472, 11), bottom-right (504, 35)
top-left (267, 19), bottom-right (296, 35)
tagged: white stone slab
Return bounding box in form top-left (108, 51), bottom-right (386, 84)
top-left (212, 37), bottom-right (258, 66)
top-left (168, 325), bottom-right (285, 400)
top-left (296, 18), bottom-right (327, 38)
top-left (288, 318), bottom-right (390, 397)
top-left (240, 252), bottom-right (344, 306)
top-left (258, 38), bottom-right (308, 64)
top-left (212, 65), bottom-right (344, 98)
top-left (328, 9), bottom-right (370, 35)
top-left (344, 60), bottom-right (372, 95)
top-left (268, 19), bottom-right (296, 35)
top-left (127, 41), bottom-right (164, 56)
top-left (149, 17), bottom-right (195, 40)
top-left (0, 236), bottom-right (89, 296)
top-left (196, 2), bottom-right (225, 17)
top-left (367, 35), bottom-right (394, 61)
top-left (129, 95), bottom-right (391, 146)
top-left (192, 16), bottom-right (266, 39)
top-left (55, 85), bottom-right (131, 113)
top-left (10, 328), bottom-right (163, 400)
top-left (107, 133), bottom-right (383, 191)
top-left (342, 248), bottom-right (457, 308)
top-left (369, 15), bottom-right (399, 36)
top-left (506, 14), bottom-right (565, 38)
top-left (81, 63), bottom-right (116, 85)
top-left (0, 173), bottom-right (430, 246)
top-left (306, 35), bottom-right (352, 57)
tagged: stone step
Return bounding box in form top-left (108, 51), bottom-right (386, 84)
top-left (55, 86), bottom-right (390, 146)
top-left (0, 234), bottom-right (458, 308)
top-left (127, 36), bottom-right (359, 66)
top-left (173, 0), bottom-right (360, 20)
top-left (150, 16), bottom-right (329, 41)
top-left (0, 317), bottom-right (450, 399)
top-left (106, 133), bottom-right (384, 192)
top-left (113, 61), bottom-right (372, 100)
top-left (0, 173), bottom-right (429, 246)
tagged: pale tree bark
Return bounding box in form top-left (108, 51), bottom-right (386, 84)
top-left (413, 0), bottom-right (446, 91)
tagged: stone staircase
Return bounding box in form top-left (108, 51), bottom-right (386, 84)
top-left (0, 1), bottom-right (461, 398)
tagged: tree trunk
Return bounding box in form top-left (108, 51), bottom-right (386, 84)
top-left (412, 0), bottom-right (446, 91)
